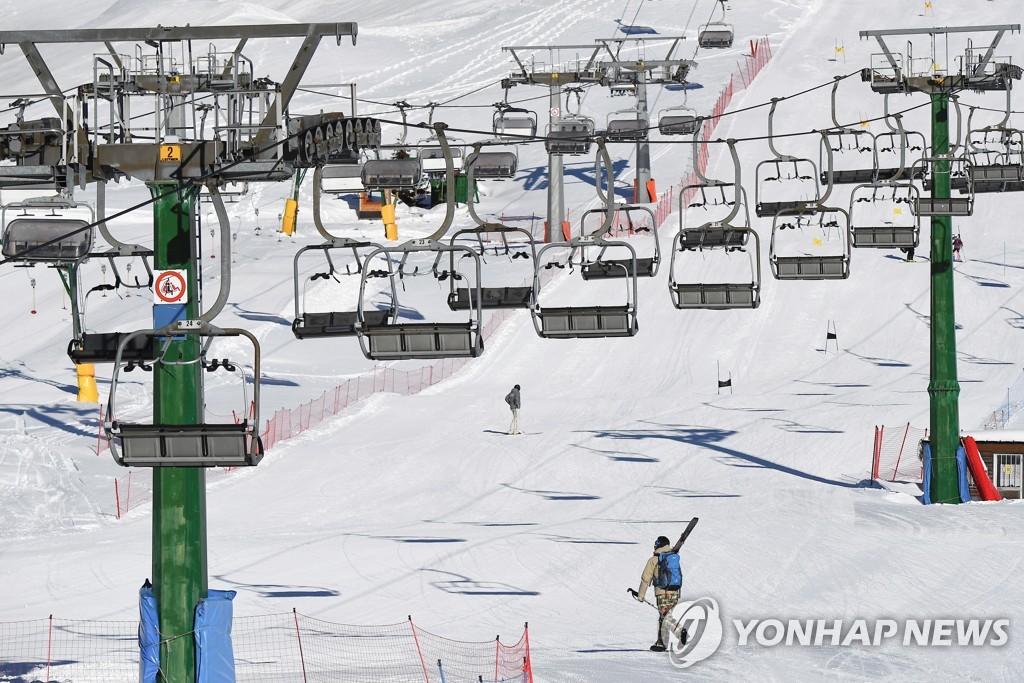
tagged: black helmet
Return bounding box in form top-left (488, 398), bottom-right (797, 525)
top-left (514, 384), bottom-right (520, 390)
top-left (655, 536), bottom-right (670, 548)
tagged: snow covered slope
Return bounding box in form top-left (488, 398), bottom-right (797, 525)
top-left (1, 1), bottom-right (1023, 681)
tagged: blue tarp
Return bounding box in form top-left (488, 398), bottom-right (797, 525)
top-left (922, 443), bottom-right (933, 505)
top-left (195, 589), bottom-right (237, 683)
top-left (139, 580), bottom-right (160, 683)
top-left (956, 444), bottom-right (973, 503)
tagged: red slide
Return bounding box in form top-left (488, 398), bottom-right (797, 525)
top-left (962, 436), bottom-right (1003, 502)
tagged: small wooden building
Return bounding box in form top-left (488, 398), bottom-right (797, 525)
top-left (969, 431), bottom-right (1024, 500)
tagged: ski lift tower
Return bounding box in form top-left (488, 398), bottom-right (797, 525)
top-left (502, 43), bottom-right (604, 242)
top-left (859, 24), bottom-right (1021, 504)
top-left (0, 23), bottom-right (380, 681)
top-left (595, 36), bottom-right (695, 203)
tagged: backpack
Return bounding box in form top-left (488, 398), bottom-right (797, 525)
top-left (655, 551), bottom-right (682, 590)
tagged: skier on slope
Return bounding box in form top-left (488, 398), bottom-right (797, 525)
top-left (952, 234), bottom-right (964, 262)
top-left (632, 535), bottom-right (684, 652)
top-left (505, 384), bottom-right (521, 435)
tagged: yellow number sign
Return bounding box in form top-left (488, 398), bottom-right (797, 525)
top-left (160, 145), bottom-right (181, 163)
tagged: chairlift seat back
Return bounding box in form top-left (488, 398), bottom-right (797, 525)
top-left (851, 226), bottom-right (918, 248)
top-left (292, 310), bottom-right (390, 339)
top-left (448, 286), bottom-right (532, 310)
top-left (2, 218), bottom-right (92, 262)
top-left (969, 163), bottom-right (1023, 183)
top-left (755, 200), bottom-right (813, 218)
top-left (469, 152), bottom-right (518, 179)
top-left (361, 322), bottom-right (482, 359)
top-left (698, 25), bottom-right (734, 49)
top-left (606, 119), bottom-right (649, 142)
top-left (678, 227), bottom-right (748, 250)
top-left (111, 422), bottom-right (263, 468)
top-left (671, 283), bottom-right (759, 309)
top-left (913, 197), bottom-right (972, 217)
top-left (659, 114), bottom-right (699, 136)
top-left (772, 255), bottom-right (849, 280)
top-left (494, 114), bottom-right (538, 139)
top-left (536, 305), bottom-right (637, 338)
top-left (581, 258), bottom-right (657, 279)
top-left (361, 159), bottom-right (422, 190)
top-left (68, 332), bottom-right (156, 364)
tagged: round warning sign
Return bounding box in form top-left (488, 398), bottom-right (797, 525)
top-left (154, 270), bottom-right (188, 304)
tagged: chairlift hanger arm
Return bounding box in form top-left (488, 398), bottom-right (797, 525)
top-left (859, 24), bottom-right (1020, 77)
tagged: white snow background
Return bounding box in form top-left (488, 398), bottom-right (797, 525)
top-left (1, 0), bottom-right (1023, 681)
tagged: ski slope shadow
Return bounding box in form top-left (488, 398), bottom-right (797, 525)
top-left (502, 483), bottom-right (600, 501)
top-left (0, 403), bottom-right (98, 438)
top-left (843, 349), bottom-right (911, 368)
top-left (424, 569), bottom-right (540, 596)
top-left (570, 442), bottom-right (659, 463)
top-left (581, 423), bottom-right (858, 488)
top-left (210, 575), bottom-right (340, 599)
top-left (539, 534), bottom-right (638, 545)
top-left (0, 365), bottom-right (78, 394)
top-left (652, 486), bottom-right (740, 499)
top-left (1002, 306), bottom-right (1024, 329)
top-left (521, 159), bottom-right (632, 200)
top-left (227, 303), bottom-right (292, 326)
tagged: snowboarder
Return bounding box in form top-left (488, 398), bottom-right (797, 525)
top-left (952, 234), bottom-right (964, 262)
top-left (505, 384), bottom-right (521, 435)
top-left (632, 535), bottom-right (684, 652)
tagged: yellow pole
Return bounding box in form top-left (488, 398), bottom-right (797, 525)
top-left (76, 363), bottom-right (99, 403)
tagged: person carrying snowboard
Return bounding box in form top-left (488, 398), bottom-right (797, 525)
top-left (629, 522), bottom-right (696, 652)
top-left (504, 384), bottom-right (521, 435)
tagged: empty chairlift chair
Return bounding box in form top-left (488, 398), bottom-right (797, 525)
top-left (493, 106), bottom-right (538, 141)
top-left (319, 163), bottom-right (367, 194)
top-left (848, 182), bottom-right (920, 249)
top-left (658, 106), bottom-right (701, 136)
top-left (545, 116), bottom-right (595, 156)
top-left (464, 150), bottom-right (518, 180)
top-left (361, 158), bottom-right (423, 191)
top-left (531, 233), bottom-right (639, 339)
top-left (670, 224), bottom-right (761, 309)
top-left (355, 240), bottom-right (485, 360)
top-left (769, 206), bottom-right (851, 280)
top-left (605, 109), bottom-right (649, 142)
top-left (755, 99), bottom-right (822, 217)
top-left (913, 156), bottom-right (975, 217)
top-left (1, 197), bottom-right (94, 264)
top-left (292, 241), bottom-right (397, 338)
top-left (965, 120), bottom-right (1024, 192)
top-left (697, 1), bottom-right (734, 49)
top-left (103, 325), bottom-right (264, 468)
top-left (67, 250), bottom-right (159, 364)
top-left (446, 226), bottom-right (536, 310)
top-left (419, 145), bottom-right (464, 174)
top-left (577, 206), bottom-right (660, 278)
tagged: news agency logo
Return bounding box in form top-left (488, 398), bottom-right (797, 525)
top-left (665, 599), bottom-right (1010, 670)
top-left (665, 598), bottom-right (724, 668)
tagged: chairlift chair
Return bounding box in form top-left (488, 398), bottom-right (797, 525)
top-left (545, 116), bottom-right (596, 156)
top-left (965, 126), bottom-right (1024, 192)
top-left (419, 145), bottom-right (465, 174)
top-left (848, 182), bottom-right (920, 249)
top-left (697, 2), bottom-right (734, 50)
top-left (697, 23), bottom-right (734, 49)
top-left (319, 163), bottom-right (366, 194)
top-left (605, 109), bottom-right (649, 142)
top-left (464, 150), bottom-right (518, 180)
top-left (361, 158), bottom-right (423, 190)
top-left (577, 206), bottom-right (660, 278)
top-left (658, 107), bottom-right (701, 136)
top-left (1, 197), bottom-right (94, 264)
top-left (755, 99), bottom-right (822, 217)
top-left (355, 239), bottom-right (484, 359)
top-left (769, 206), bottom-right (851, 280)
top-left (532, 233), bottom-right (639, 338)
top-left (492, 106), bottom-right (539, 140)
top-left (103, 324), bottom-right (264, 468)
top-left (912, 156), bottom-right (975, 216)
top-left (446, 225), bottom-right (537, 310)
top-left (670, 225), bottom-right (761, 309)
top-left (292, 242), bottom-right (398, 339)
top-left (67, 249), bottom-right (159, 364)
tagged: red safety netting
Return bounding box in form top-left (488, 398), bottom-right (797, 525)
top-left (871, 423), bottom-right (927, 482)
top-left (0, 613), bottom-right (533, 683)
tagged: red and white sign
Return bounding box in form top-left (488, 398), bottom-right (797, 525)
top-left (153, 269), bottom-right (188, 304)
